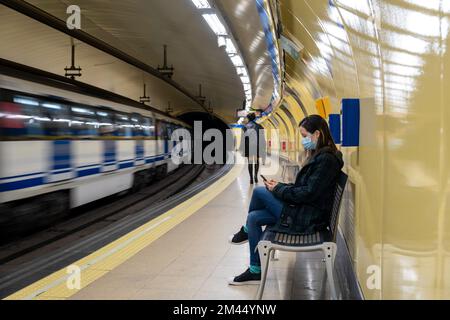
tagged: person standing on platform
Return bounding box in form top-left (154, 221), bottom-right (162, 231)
top-left (241, 111), bottom-right (266, 185)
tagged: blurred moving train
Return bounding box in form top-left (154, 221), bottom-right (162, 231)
top-left (0, 75), bottom-right (191, 238)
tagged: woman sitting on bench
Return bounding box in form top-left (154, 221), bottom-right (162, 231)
top-left (228, 115), bottom-right (344, 285)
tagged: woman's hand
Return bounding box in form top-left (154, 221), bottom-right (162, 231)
top-left (264, 179), bottom-right (279, 192)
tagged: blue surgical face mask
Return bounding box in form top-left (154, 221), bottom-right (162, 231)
top-left (302, 135), bottom-right (317, 151)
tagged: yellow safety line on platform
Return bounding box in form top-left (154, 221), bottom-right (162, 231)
top-left (5, 162), bottom-right (244, 300)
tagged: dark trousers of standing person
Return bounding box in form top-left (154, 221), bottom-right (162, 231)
top-left (248, 156), bottom-right (260, 184)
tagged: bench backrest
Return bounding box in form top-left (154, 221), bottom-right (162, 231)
top-left (329, 171), bottom-right (348, 242)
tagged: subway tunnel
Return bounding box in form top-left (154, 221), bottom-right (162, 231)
top-left (177, 112), bottom-right (233, 164)
top-left (0, 0), bottom-right (449, 303)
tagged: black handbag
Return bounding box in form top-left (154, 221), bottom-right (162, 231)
top-left (269, 204), bottom-right (300, 234)
top-left (269, 203), bottom-right (324, 235)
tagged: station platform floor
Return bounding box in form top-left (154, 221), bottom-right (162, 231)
top-left (70, 157), bottom-right (332, 300)
top-left (7, 155), bottom-right (338, 300)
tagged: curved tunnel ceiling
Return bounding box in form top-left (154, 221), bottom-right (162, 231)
top-left (0, 3), bottom-right (203, 118)
top-left (0, 0), bottom-right (275, 123)
top-left (215, 0), bottom-right (275, 111)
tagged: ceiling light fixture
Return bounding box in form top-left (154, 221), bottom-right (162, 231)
top-left (240, 76), bottom-right (250, 84)
top-left (236, 67), bottom-right (247, 76)
top-left (193, 0), bottom-right (253, 112)
top-left (218, 36), bottom-right (227, 48)
top-left (225, 39), bottom-right (237, 55)
top-left (231, 56), bottom-right (244, 67)
top-left (202, 14), bottom-right (227, 36)
top-left (191, 0), bottom-right (211, 9)
top-left (42, 103), bottom-right (62, 110)
top-left (13, 98), bottom-right (39, 106)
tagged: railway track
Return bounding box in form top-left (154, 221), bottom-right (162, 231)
top-left (0, 165), bottom-right (205, 264)
top-left (0, 163), bottom-right (231, 298)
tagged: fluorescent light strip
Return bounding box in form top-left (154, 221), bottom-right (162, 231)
top-left (42, 103), bottom-right (62, 110)
top-left (240, 76), bottom-right (250, 84)
top-left (225, 39), bottom-right (237, 54)
top-left (218, 36), bottom-right (227, 47)
top-left (72, 107), bottom-right (94, 115)
top-left (191, 0), bottom-right (211, 9)
top-left (202, 14), bottom-right (227, 36)
top-left (14, 98), bottom-right (38, 106)
top-left (237, 67), bottom-right (248, 77)
top-left (195, 3), bottom-right (253, 112)
top-left (231, 55), bottom-right (243, 67)
top-left (34, 117), bottom-right (51, 122)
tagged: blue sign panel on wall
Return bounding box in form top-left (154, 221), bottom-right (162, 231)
top-left (342, 99), bottom-right (360, 147)
top-left (329, 114), bottom-right (341, 144)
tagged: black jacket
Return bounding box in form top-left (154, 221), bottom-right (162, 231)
top-left (241, 122), bottom-right (266, 158)
top-left (271, 147), bottom-right (344, 234)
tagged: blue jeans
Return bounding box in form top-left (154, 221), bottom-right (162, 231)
top-left (246, 186), bottom-right (283, 267)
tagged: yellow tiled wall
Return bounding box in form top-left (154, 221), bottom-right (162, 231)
top-left (274, 0), bottom-right (450, 299)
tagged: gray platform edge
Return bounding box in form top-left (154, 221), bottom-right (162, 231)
top-left (0, 163), bottom-right (234, 298)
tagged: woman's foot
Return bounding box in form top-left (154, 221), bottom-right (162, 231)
top-left (228, 226), bottom-right (248, 245)
top-left (228, 268), bottom-right (261, 286)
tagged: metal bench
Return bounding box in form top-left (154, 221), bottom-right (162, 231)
top-left (255, 171), bottom-right (348, 300)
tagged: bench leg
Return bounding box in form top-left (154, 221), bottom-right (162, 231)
top-left (323, 243), bottom-right (338, 300)
top-left (270, 249), bottom-right (279, 261)
top-left (255, 242), bottom-right (271, 300)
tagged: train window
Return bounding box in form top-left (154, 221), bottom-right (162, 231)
top-left (167, 123), bottom-right (174, 139)
top-left (97, 110), bottom-right (115, 136)
top-left (131, 115), bottom-right (144, 137)
top-left (156, 120), bottom-right (168, 140)
top-left (115, 113), bottom-right (133, 138)
top-left (41, 102), bottom-right (71, 137)
top-left (142, 117), bottom-right (155, 138)
top-left (0, 97), bottom-right (46, 138)
top-left (70, 106), bottom-right (99, 138)
top-left (156, 120), bottom-right (162, 139)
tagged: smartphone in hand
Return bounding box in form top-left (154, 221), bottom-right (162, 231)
top-left (260, 175), bottom-right (268, 182)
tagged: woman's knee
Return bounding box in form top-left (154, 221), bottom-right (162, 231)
top-left (247, 211), bottom-right (260, 226)
top-left (253, 186), bottom-right (268, 198)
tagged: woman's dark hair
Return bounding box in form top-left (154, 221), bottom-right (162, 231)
top-left (299, 115), bottom-right (338, 153)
